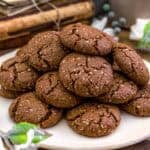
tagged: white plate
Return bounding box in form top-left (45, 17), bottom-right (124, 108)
top-left (0, 51), bottom-right (150, 150)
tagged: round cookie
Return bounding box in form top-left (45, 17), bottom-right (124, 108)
top-left (60, 23), bottom-right (114, 56)
top-left (16, 45), bottom-right (29, 62)
top-left (66, 102), bottom-right (121, 137)
top-left (113, 43), bottom-right (149, 85)
top-left (59, 53), bottom-right (113, 97)
top-left (0, 86), bottom-right (22, 99)
top-left (0, 57), bottom-right (38, 91)
top-left (18, 31), bottom-right (69, 72)
top-left (36, 72), bottom-right (81, 108)
top-left (97, 73), bottom-right (138, 104)
top-left (9, 92), bottom-right (63, 128)
top-left (121, 85), bottom-right (150, 116)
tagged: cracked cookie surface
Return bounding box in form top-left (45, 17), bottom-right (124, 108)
top-left (0, 57), bottom-right (38, 91)
top-left (121, 85), bottom-right (150, 116)
top-left (18, 31), bottom-right (69, 72)
top-left (36, 72), bottom-right (81, 108)
top-left (0, 86), bottom-right (23, 99)
top-left (97, 73), bottom-right (137, 104)
top-left (60, 23), bottom-right (114, 56)
top-left (9, 92), bottom-right (63, 128)
top-left (66, 102), bottom-right (121, 137)
top-left (59, 53), bottom-right (113, 97)
top-left (113, 43), bottom-right (149, 85)
top-left (16, 45), bottom-right (29, 62)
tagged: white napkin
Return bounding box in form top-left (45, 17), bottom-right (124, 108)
top-left (130, 18), bottom-right (150, 41)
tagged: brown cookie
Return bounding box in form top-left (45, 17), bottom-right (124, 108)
top-left (0, 86), bottom-right (22, 99)
top-left (60, 23), bottom-right (114, 56)
top-left (17, 31), bottom-right (69, 72)
top-left (113, 43), bottom-right (149, 85)
top-left (112, 61), bottom-right (121, 72)
top-left (9, 92), bottom-right (63, 128)
top-left (0, 57), bottom-right (38, 91)
top-left (16, 45), bottom-right (29, 62)
top-left (121, 85), bottom-right (150, 116)
top-left (66, 102), bottom-right (121, 137)
top-left (59, 53), bottom-right (113, 97)
top-left (97, 73), bottom-right (138, 104)
top-left (36, 72), bottom-right (81, 108)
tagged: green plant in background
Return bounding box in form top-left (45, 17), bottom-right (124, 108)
top-left (138, 22), bottom-right (150, 50)
top-left (0, 122), bottom-right (51, 149)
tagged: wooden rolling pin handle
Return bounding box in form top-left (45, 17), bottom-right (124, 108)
top-left (0, 1), bottom-right (94, 40)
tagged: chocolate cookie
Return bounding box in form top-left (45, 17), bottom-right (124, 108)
top-left (113, 43), bottom-right (149, 85)
top-left (0, 57), bottom-right (38, 91)
top-left (36, 72), bottom-right (81, 108)
top-left (112, 61), bottom-right (121, 72)
top-left (66, 102), bottom-right (121, 137)
top-left (18, 31), bottom-right (69, 72)
top-left (0, 86), bottom-right (22, 99)
top-left (59, 53), bottom-right (113, 97)
top-left (16, 45), bottom-right (29, 62)
top-left (60, 23), bottom-right (114, 56)
top-left (9, 92), bottom-right (63, 128)
top-left (121, 85), bottom-right (150, 116)
top-left (97, 73), bottom-right (138, 104)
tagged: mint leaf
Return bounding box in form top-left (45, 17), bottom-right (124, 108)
top-left (32, 135), bottom-right (49, 144)
top-left (138, 22), bottom-right (150, 49)
top-left (32, 130), bottom-right (51, 144)
top-left (9, 134), bottom-right (27, 145)
top-left (10, 122), bottom-right (36, 135)
top-left (144, 22), bottom-right (150, 33)
top-left (7, 122), bottom-right (51, 146)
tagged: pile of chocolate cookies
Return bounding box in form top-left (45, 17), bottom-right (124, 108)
top-left (0, 23), bottom-right (150, 137)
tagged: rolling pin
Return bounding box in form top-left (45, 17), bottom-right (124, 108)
top-left (0, 0), bottom-right (106, 50)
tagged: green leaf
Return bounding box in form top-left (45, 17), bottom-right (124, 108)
top-left (7, 122), bottom-right (51, 145)
top-left (10, 122), bottom-right (36, 135)
top-left (32, 135), bottom-right (49, 144)
top-left (138, 22), bottom-right (150, 49)
top-left (9, 134), bottom-right (27, 145)
top-left (144, 22), bottom-right (150, 33)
